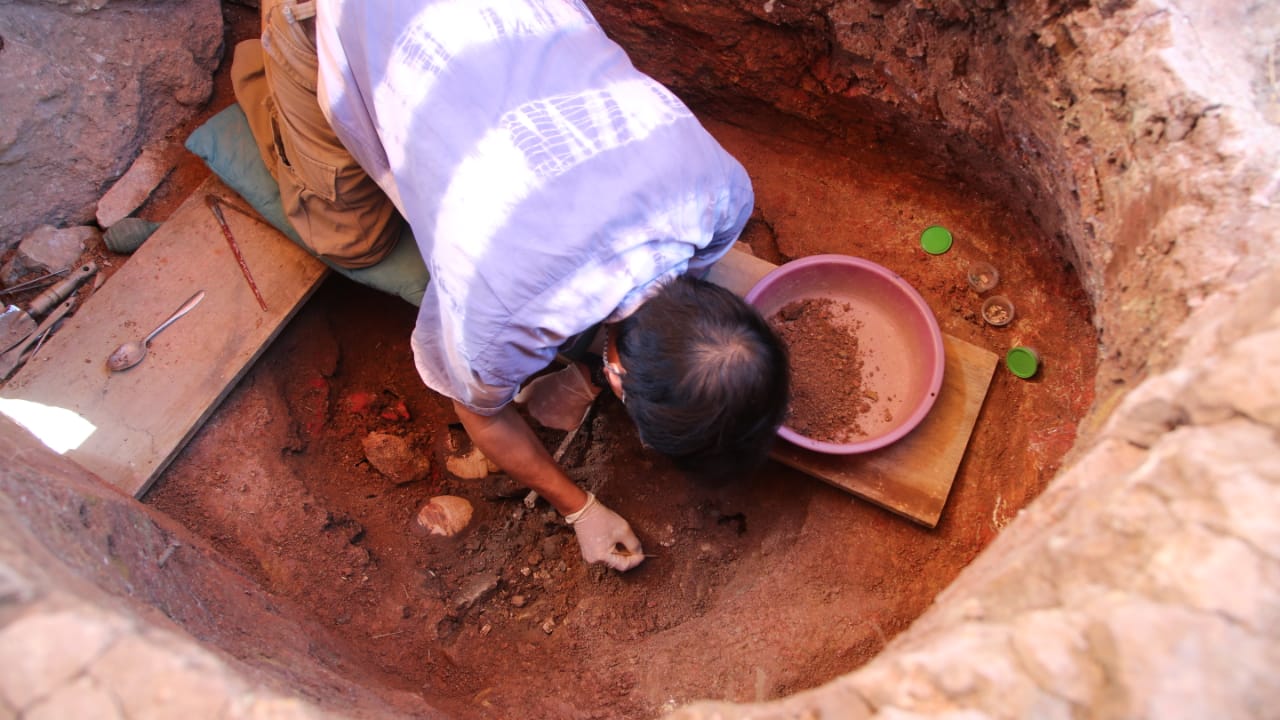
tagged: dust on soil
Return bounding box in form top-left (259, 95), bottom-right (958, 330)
top-left (770, 298), bottom-right (881, 443)
top-left (127, 6), bottom-right (1097, 720)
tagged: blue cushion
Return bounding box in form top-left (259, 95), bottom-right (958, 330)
top-left (184, 103), bottom-right (428, 307)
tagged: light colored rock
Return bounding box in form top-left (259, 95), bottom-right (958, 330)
top-left (0, 225), bottom-right (97, 286)
top-left (0, 608), bottom-right (120, 709)
top-left (445, 446), bottom-right (498, 479)
top-left (0, 0), bottom-right (221, 247)
top-left (226, 696), bottom-right (327, 720)
top-left (88, 633), bottom-right (231, 720)
top-left (24, 675), bottom-right (122, 720)
top-left (95, 145), bottom-right (177, 228)
top-left (416, 495), bottom-right (474, 537)
top-left (361, 431), bottom-right (431, 485)
top-left (1094, 600), bottom-right (1275, 720)
top-left (1185, 329), bottom-right (1280, 430)
top-left (1009, 611), bottom-right (1102, 708)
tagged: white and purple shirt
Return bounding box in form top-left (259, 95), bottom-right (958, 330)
top-left (315, 0), bottom-right (753, 413)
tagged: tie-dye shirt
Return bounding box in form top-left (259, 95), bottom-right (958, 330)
top-left (314, 0), bottom-right (754, 414)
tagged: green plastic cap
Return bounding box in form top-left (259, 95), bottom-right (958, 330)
top-left (1006, 346), bottom-right (1040, 379)
top-left (920, 225), bottom-right (953, 255)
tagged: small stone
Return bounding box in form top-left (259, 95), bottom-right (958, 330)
top-left (510, 595), bottom-right (527, 608)
top-left (416, 496), bottom-right (474, 537)
top-left (451, 572), bottom-right (501, 612)
top-left (362, 432), bottom-right (430, 485)
top-left (446, 446), bottom-right (497, 479)
top-left (479, 623), bottom-right (492, 637)
top-left (343, 391), bottom-right (377, 415)
top-left (1, 225), bottom-right (97, 286)
top-left (541, 618), bottom-right (556, 635)
top-left (96, 145), bottom-right (177, 228)
top-left (539, 535), bottom-right (562, 558)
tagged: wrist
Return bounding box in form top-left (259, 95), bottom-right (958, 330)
top-left (564, 492), bottom-right (597, 524)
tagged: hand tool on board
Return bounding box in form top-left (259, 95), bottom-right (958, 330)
top-left (0, 267), bottom-right (70, 297)
top-left (0, 297), bottom-right (76, 381)
top-left (206, 195), bottom-right (268, 312)
top-left (0, 261), bottom-right (98, 353)
top-left (106, 290), bottom-right (206, 372)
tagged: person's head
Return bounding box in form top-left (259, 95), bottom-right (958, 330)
top-left (608, 274), bottom-right (790, 481)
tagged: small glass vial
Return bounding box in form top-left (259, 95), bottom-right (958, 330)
top-left (967, 262), bottom-right (999, 293)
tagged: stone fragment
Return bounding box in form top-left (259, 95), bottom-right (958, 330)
top-left (24, 676), bottom-right (121, 720)
top-left (361, 432), bottom-right (430, 485)
top-left (446, 446), bottom-right (499, 479)
top-left (451, 572), bottom-right (500, 612)
top-left (95, 146), bottom-right (178, 228)
top-left (0, 225), bottom-right (97, 286)
top-left (416, 495), bottom-right (474, 537)
top-left (0, 609), bottom-right (120, 709)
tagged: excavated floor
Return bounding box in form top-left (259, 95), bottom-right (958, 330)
top-left (130, 5), bottom-right (1098, 718)
top-left (143, 107), bottom-right (1095, 720)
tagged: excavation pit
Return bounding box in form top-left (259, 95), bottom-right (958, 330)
top-left (142, 62), bottom-right (1095, 720)
top-left (0, 1), bottom-right (1276, 718)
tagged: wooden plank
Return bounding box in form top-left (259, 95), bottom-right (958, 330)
top-left (0, 176), bottom-right (328, 498)
top-left (771, 335), bottom-right (994, 527)
top-left (707, 246), bottom-right (997, 527)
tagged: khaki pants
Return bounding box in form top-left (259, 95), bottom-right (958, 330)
top-left (230, 0), bottom-right (401, 269)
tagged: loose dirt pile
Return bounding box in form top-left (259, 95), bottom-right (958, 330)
top-left (769, 298), bottom-right (888, 443)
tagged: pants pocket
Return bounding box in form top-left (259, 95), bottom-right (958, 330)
top-left (267, 99), bottom-right (338, 203)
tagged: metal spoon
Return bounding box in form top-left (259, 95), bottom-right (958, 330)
top-left (106, 290), bottom-right (206, 372)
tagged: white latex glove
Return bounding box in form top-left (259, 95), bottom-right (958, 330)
top-left (514, 363), bottom-right (600, 431)
top-left (565, 492), bottom-right (645, 571)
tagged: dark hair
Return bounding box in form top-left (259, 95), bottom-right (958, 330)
top-left (616, 274), bottom-right (789, 480)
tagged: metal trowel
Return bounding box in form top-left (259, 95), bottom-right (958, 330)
top-left (0, 261), bottom-right (98, 353)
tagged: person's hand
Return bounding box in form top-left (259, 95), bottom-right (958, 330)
top-left (514, 363), bottom-right (600, 431)
top-left (564, 492), bottom-right (645, 571)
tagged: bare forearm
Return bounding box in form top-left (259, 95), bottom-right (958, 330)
top-left (452, 401), bottom-right (588, 515)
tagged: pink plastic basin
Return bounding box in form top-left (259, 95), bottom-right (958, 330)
top-left (745, 255), bottom-right (945, 455)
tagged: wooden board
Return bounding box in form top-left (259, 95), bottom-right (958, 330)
top-left (0, 176), bottom-right (328, 498)
top-left (707, 246), bottom-right (997, 527)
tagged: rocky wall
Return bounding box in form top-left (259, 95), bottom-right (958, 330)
top-left (586, 0), bottom-right (1280, 394)
top-left (0, 414), bottom-right (433, 718)
top-left (0, 0), bottom-right (223, 248)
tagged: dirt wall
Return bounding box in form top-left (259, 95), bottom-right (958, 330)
top-left (588, 0), bottom-right (1280, 398)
